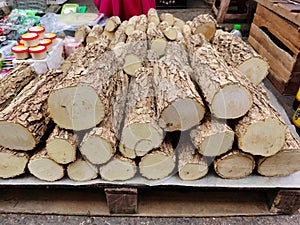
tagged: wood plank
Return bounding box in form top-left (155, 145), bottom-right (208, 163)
top-left (216, 0), bottom-right (231, 23)
top-left (279, 3), bottom-right (300, 12)
top-left (256, 0), bottom-right (300, 26)
top-left (270, 190), bottom-right (300, 214)
top-left (255, 4), bottom-right (300, 50)
top-left (248, 24), bottom-right (294, 82)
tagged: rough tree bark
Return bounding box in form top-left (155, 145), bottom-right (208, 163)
top-left (86, 25), bottom-right (104, 44)
top-left (159, 21), bottom-right (178, 41)
top-left (187, 14), bottom-right (217, 41)
top-left (148, 8), bottom-right (160, 25)
top-left (147, 22), bottom-right (167, 56)
top-left (75, 25), bottom-right (92, 43)
top-left (104, 16), bottom-right (121, 32)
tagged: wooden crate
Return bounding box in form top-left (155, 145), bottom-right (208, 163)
top-left (248, 0), bottom-right (300, 95)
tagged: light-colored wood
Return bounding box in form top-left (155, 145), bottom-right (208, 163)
top-left (159, 21), bottom-right (178, 41)
top-left (0, 70), bottom-right (64, 150)
top-left (0, 147), bottom-right (29, 178)
top-left (147, 22), bottom-right (167, 56)
top-left (75, 25), bottom-right (92, 43)
top-left (125, 16), bottom-right (139, 36)
top-left (160, 13), bottom-right (174, 26)
top-left (173, 17), bottom-right (185, 30)
top-left (189, 14), bottom-right (217, 41)
top-left (109, 21), bottom-right (128, 50)
top-left (86, 25), bottom-right (104, 44)
top-left (148, 8), bottom-right (160, 26)
top-left (105, 16), bottom-right (121, 32)
top-left (136, 15), bottom-right (148, 32)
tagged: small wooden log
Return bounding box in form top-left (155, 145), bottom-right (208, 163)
top-left (100, 155), bottom-right (137, 181)
top-left (139, 139), bottom-right (176, 180)
top-left (136, 14), bottom-right (148, 32)
top-left (86, 25), bottom-right (104, 44)
top-left (46, 126), bottom-right (77, 164)
top-left (125, 16), bottom-right (139, 36)
top-left (75, 25), bottom-right (92, 43)
top-left (110, 21), bottom-right (128, 49)
top-left (0, 64), bottom-right (36, 111)
top-left (173, 17), bottom-right (185, 30)
top-left (257, 128), bottom-right (300, 177)
top-left (178, 141), bottom-right (209, 181)
top-left (105, 16), bottom-right (121, 32)
top-left (147, 22), bottom-right (167, 56)
top-left (212, 30), bottom-right (269, 85)
top-left (28, 148), bottom-right (64, 182)
top-left (0, 147), bottom-right (29, 179)
top-left (148, 8), bottom-right (160, 25)
top-left (102, 30), bottom-right (115, 41)
top-left (120, 68), bottom-right (164, 157)
top-left (160, 13), bottom-right (174, 26)
top-left (214, 150), bottom-right (255, 179)
top-left (188, 14), bottom-right (217, 41)
top-left (159, 21), bottom-right (178, 41)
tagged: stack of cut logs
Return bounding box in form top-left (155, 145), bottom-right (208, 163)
top-left (1, 9), bottom-right (300, 182)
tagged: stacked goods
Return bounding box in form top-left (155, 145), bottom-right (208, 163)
top-left (0, 10), bottom-right (299, 183)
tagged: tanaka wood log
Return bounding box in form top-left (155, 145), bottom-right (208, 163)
top-left (147, 22), bottom-right (167, 56)
top-left (86, 25), bottom-right (104, 44)
top-left (105, 16), bottom-right (121, 32)
top-left (187, 14), bottom-right (217, 41)
top-left (75, 25), bottom-right (92, 43)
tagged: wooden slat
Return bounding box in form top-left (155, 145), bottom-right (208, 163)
top-left (256, 0), bottom-right (300, 26)
top-left (255, 4), bottom-right (300, 51)
top-left (279, 3), bottom-right (300, 12)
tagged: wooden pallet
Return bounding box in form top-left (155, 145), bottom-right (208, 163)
top-left (249, 0), bottom-right (300, 95)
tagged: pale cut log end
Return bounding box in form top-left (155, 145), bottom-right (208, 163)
top-left (178, 163), bottom-right (209, 181)
top-left (0, 121), bottom-right (35, 150)
top-left (159, 98), bottom-right (205, 132)
top-left (212, 84), bottom-right (252, 119)
top-left (123, 54), bottom-right (143, 76)
top-left (28, 158), bottom-right (64, 182)
top-left (151, 38), bottom-right (167, 56)
top-left (46, 139), bottom-right (76, 164)
top-left (48, 86), bottom-right (105, 131)
top-left (80, 136), bottom-right (114, 165)
top-left (194, 22), bottom-right (216, 41)
top-left (237, 57), bottom-right (269, 86)
top-left (139, 153), bottom-right (176, 180)
top-left (214, 151), bottom-right (255, 179)
top-left (0, 151), bottom-right (29, 179)
top-left (239, 118), bottom-right (286, 157)
top-left (163, 27), bottom-right (178, 41)
top-left (67, 159), bottom-right (98, 182)
top-left (121, 122), bottom-right (163, 157)
top-left (257, 150), bottom-right (300, 177)
top-left (119, 144), bottom-right (136, 159)
top-left (100, 158), bottom-right (137, 181)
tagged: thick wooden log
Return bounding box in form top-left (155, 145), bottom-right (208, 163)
top-left (148, 8), bottom-right (160, 26)
top-left (28, 148), bottom-right (64, 181)
top-left (257, 128), bottom-right (300, 177)
top-left (100, 154), bottom-right (137, 181)
top-left (0, 64), bottom-right (36, 111)
top-left (147, 22), bottom-right (167, 56)
top-left (75, 25), bottom-right (92, 43)
top-left (46, 126), bottom-right (77, 164)
top-left (214, 150), bottom-right (255, 179)
top-left (0, 70), bottom-right (64, 151)
top-left (80, 70), bottom-right (128, 164)
top-left (212, 30), bottom-right (269, 85)
top-left (109, 21), bottom-right (128, 49)
top-left (105, 16), bottom-right (121, 32)
top-left (178, 141), bottom-right (209, 181)
top-left (139, 139), bottom-right (176, 180)
top-left (0, 147), bottom-right (29, 178)
top-left (86, 25), bottom-right (104, 44)
top-left (125, 16), bottom-right (139, 36)
top-left (136, 14), bottom-right (148, 32)
top-left (173, 17), bottom-right (185, 30)
top-left (159, 21), bottom-right (178, 41)
top-left (120, 68), bottom-right (164, 157)
top-left (160, 13), bottom-right (174, 26)
top-left (188, 14), bottom-right (217, 41)
top-left (190, 117), bottom-right (234, 157)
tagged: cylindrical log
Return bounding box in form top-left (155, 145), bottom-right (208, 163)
top-left (46, 126), bottom-right (77, 164)
top-left (212, 30), bottom-right (269, 85)
top-left (109, 21), bottom-right (128, 49)
top-left (190, 117), bottom-right (234, 157)
top-left (125, 16), bottom-right (139, 36)
top-left (0, 70), bottom-right (64, 150)
top-left (28, 148), bottom-right (64, 182)
top-left (173, 17), bottom-right (185, 30)
top-left (214, 150), bottom-right (255, 179)
top-left (148, 8), bottom-right (160, 25)
top-left (178, 141), bottom-right (209, 181)
top-left (160, 13), bottom-right (174, 26)
top-left (75, 25), bottom-right (92, 43)
top-left (86, 25), bottom-right (104, 44)
top-left (0, 147), bottom-right (29, 179)
top-left (188, 14), bottom-right (217, 41)
top-left (136, 14), bottom-right (148, 32)
top-left (104, 16), bottom-right (121, 32)
top-left (147, 22), bottom-right (167, 56)
top-left (139, 139), bottom-right (176, 180)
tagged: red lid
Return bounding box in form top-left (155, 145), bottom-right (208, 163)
top-left (39, 39), bottom-right (52, 46)
top-left (44, 32), bottom-right (57, 40)
top-left (11, 45), bottom-right (28, 53)
top-left (21, 33), bottom-right (39, 41)
top-left (28, 26), bottom-right (45, 34)
top-left (29, 45), bottom-right (47, 53)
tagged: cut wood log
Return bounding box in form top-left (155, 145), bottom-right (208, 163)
top-left (67, 155), bottom-right (98, 181)
top-left (0, 70), bottom-right (64, 151)
top-left (160, 13), bottom-right (174, 26)
top-left (28, 148), bottom-right (64, 181)
top-left (109, 21), bottom-right (128, 49)
top-left (120, 67), bottom-right (164, 157)
top-left (173, 17), bottom-right (185, 30)
top-left (100, 154), bottom-right (137, 181)
top-left (189, 41), bottom-right (252, 119)
top-left (214, 150), bottom-right (255, 179)
top-left (105, 16), bottom-right (121, 32)
top-left (153, 60), bottom-right (205, 131)
top-left (136, 14), bottom-right (148, 32)
top-left (86, 25), bottom-right (104, 44)
top-left (125, 16), bottom-right (139, 36)
top-left (159, 21), bottom-right (178, 41)
top-left (139, 139), bottom-right (176, 180)
top-left (188, 14), bottom-right (217, 41)
top-left (0, 147), bottom-right (29, 179)
top-left (234, 75), bottom-right (286, 156)
top-left (148, 8), bottom-right (160, 25)
top-left (75, 25), bottom-right (92, 43)
top-left (147, 22), bottom-right (167, 56)
top-left (190, 117), bottom-right (234, 157)
top-left (102, 30), bottom-right (115, 41)
top-left (80, 70), bottom-right (128, 164)
top-left (119, 144), bottom-right (136, 159)
top-left (46, 126), bottom-right (77, 164)
top-left (257, 128), bottom-right (300, 177)
top-left (0, 64), bottom-right (36, 111)
top-left (177, 141), bottom-right (209, 181)
top-left (48, 38), bottom-right (117, 131)
top-left (212, 30), bottom-right (269, 85)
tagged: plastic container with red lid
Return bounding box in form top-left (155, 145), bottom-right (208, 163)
top-left (28, 26), bottom-right (46, 40)
top-left (39, 39), bottom-right (53, 52)
top-left (29, 45), bottom-right (47, 60)
top-left (11, 45), bottom-right (29, 60)
top-left (44, 32), bottom-right (57, 45)
top-left (20, 33), bottom-right (39, 47)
